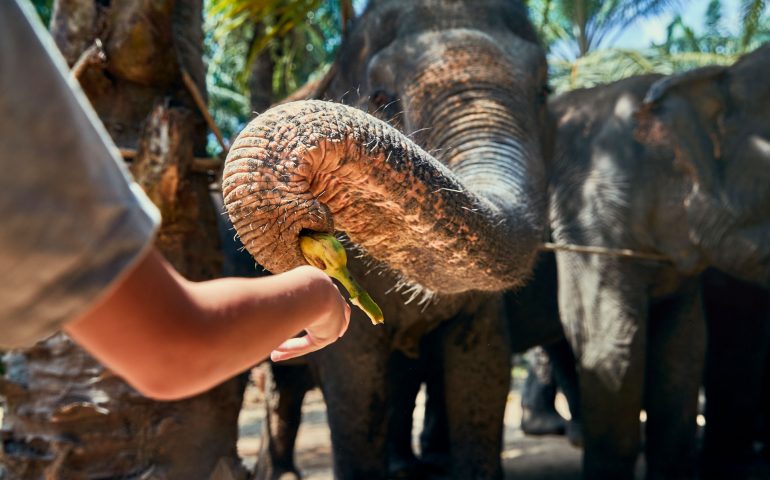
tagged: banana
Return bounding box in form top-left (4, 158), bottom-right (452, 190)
top-left (299, 232), bottom-right (384, 325)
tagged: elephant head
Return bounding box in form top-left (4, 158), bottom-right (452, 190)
top-left (222, 0), bottom-right (550, 295)
top-left (637, 44), bottom-right (770, 286)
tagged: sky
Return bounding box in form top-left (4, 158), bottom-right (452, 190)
top-left (351, 1), bottom-right (768, 53)
top-left (614, 0), bottom-right (747, 48)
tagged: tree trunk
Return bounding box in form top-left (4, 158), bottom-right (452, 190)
top-left (248, 25), bottom-right (275, 115)
top-left (0, 1), bottom-right (248, 478)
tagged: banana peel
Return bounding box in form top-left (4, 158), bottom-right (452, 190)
top-left (299, 232), bottom-right (384, 325)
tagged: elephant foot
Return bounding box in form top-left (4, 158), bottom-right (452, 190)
top-left (520, 407), bottom-right (566, 436)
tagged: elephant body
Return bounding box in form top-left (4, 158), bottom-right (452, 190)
top-left (549, 45), bottom-right (770, 479)
top-left (313, 265), bottom-right (510, 479)
top-left (223, 1), bottom-right (552, 478)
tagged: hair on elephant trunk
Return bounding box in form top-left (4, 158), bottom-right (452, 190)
top-left (222, 100), bottom-right (543, 294)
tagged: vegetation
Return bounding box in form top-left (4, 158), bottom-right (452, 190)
top-left (204, 0), bottom-right (350, 153)
top-left (30, 0), bottom-right (54, 27)
top-left (538, 0), bottom-right (769, 91)
top-left (29, 0), bottom-right (768, 146)
top-left (527, 0), bottom-right (680, 59)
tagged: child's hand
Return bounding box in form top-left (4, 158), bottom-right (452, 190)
top-left (270, 275), bottom-right (351, 362)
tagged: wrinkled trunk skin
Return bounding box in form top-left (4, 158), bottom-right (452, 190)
top-left (224, 2), bottom-right (549, 478)
top-left (0, 1), bottom-right (247, 479)
top-left (224, 6), bottom-right (548, 295)
top-left (224, 100), bottom-right (539, 294)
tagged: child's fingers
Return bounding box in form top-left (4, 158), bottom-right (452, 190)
top-left (340, 303), bottom-right (351, 337)
top-left (270, 335), bottom-right (320, 362)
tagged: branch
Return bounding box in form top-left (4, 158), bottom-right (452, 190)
top-left (180, 67), bottom-right (230, 154)
top-left (118, 148), bottom-right (222, 173)
top-left (70, 39), bottom-right (106, 81)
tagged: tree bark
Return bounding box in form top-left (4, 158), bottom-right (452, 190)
top-left (248, 25), bottom-right (275, 115)
top-left (0, 1), bottom-right (248, 478)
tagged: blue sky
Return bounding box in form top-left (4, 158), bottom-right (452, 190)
top-left (352, 1), bottom-right (768, 51)
top-left (614, 0), bottom-right (748, 48)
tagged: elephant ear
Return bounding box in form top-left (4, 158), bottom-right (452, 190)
top-left (636, 66), bottom-right (729, 189)
top-left (642, 65), bottom-right (727, 116)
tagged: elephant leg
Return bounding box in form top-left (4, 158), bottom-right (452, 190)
top-left (312, 309), bottom-right (390, 480)
top-left (419, 338), bottom-right (450, 475)
top-left (644, 279), bottom-right (705, 480)
top-left (255, 362), bottom-right (315, 480)
top-left (544, 338), bottom-right (583, 446)
top-left (558, 256), bottom-right (649, 480)
top-left (701, 272), bottom-right (770, 479)
top-left (386, 350), bottom-right (423, 478)
top-left (520, 346), bottom-right (566, 436)
top-left (439, 295), bottom-right (510, 480)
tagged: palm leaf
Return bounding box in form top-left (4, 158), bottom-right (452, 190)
top-left (740, 0), bottom-right (767, 51)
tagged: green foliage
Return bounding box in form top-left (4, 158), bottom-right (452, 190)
top-left (528, 0), bottom-right (680, 58)
top-left (204, 22), bottom-right (253, 153)
top-left (740, 0), bottom-right (768, 50)
top-left (547, 0), bottom-right (769, 92)
top-left (549, 48), bottom-right (736, 92)
top-left (29, 0), bottom-right (54, 26)
top-left (658, 0), bottom-right (769, 55)
top-left (204, 0), bottom-right (344, 154)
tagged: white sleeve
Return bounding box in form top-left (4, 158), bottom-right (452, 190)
top-left (0, 0), bottom-right (161, 348)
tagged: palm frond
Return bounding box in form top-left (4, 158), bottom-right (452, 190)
top-left (740, 0), bottom-right (767, 51)
top-left (532, 0), bottom-right (681, 58)
top-left (549, 47), bottom-right (739, 93)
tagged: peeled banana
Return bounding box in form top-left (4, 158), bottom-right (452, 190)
top-left (299, 232), bottom-right (384, 325)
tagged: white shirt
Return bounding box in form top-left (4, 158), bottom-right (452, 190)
top-left (0, 0), bottom-right (161, 347)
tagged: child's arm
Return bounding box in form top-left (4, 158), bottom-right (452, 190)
top-left (66, 248), bottom-right (350, 400)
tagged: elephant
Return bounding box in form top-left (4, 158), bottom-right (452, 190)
top-left (519, 341), bottom-right (581, 443)
top-left (221, 0), bottom-right (552, 478)
top-left (384, 252), bottom-right (582, 478)
top-left (548, 44), bottom-right (770, 479)
top-left (504, 253), bottom-right (582, 445)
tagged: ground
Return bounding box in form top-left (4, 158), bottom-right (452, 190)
top-left (0, 369), bottom-right (643, 479)
top-left (236, 370), bottom-right (601, 480)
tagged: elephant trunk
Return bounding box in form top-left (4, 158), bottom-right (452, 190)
top-left (223, 100), bottom-right (544, 294)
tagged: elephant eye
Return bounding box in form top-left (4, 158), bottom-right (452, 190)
top-left (367, 90), bottom-right (402, 126)
top-left (537, 84), bottom-right (553, 105)
top-left (369, 89), bottom-right (398, 111)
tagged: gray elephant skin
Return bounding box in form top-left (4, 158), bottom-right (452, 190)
top-left (222, 0), bottom-right (552, 478)
top-left (549, 44), bottom-right (770, 479)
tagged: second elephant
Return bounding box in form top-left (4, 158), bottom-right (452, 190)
top-left (549, 45), bottom-right (770, 479)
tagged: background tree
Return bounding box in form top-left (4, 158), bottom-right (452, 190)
top-left (0, 1), bottom-right (247, 478)
top-left (537, 0), bottom-right (769, 91)
top-left (528, 0), bottom-right (680, 59)
top-left (205, 0), bottom-right (349, 153)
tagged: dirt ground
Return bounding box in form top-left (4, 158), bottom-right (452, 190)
top-left (0, 372), bottom-right (641, 479)
top-left (0, 373), bottom-right (644, 479)
top-left (236, 374), bottom-right (635, 480)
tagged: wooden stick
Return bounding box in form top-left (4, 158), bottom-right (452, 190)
top-left (179, 68), bottom-right (229, 154)
top-left (118, 148), bottom-right (222, 173)
top-left (540, 242), bottom-right (670, 262)
top-left (70, 39), bottom-right (106, 80)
